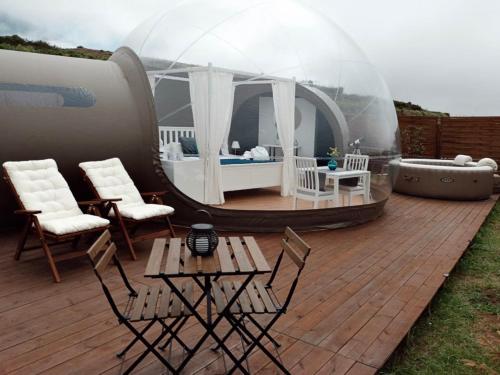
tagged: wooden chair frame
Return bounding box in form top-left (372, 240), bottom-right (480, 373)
top-left (80, 168), bottom-right (176, 260)
top-left (2, 166), bottom-right (110, 283)
top-left (87, 230), bottom-right (192, 375)
top-left (340, 154), bottom-right (370, 206)
top-left (213, 227), bottom-right (311, 374)
top-left (293, 157), bottom-right (336, 209)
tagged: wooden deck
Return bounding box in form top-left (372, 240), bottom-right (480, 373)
top-left (217, 187), bottom-right (368, 210)
top-left (0, 193), bottom-right (497, 375)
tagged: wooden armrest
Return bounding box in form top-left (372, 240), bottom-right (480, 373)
top-left (78, 200), bottom-right (105, 206)
top-left (103, 198), bottom-right (123, 202)
top-left (141, 191), bottom-right (168, 197)
top-left (14, 209), bottom-right (42, 215)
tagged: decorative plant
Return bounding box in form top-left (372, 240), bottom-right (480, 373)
top-left (327, 147), bottom-right (340, 158)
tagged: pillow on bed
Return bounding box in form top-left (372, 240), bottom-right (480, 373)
top-left (251, 146), bottom-right (270, 161)
top-left (179, 137), bottom-right (198, 155)
top-left (477, 158), bottom-right (498, 171)
top-left (453, 154), bottom-right (472, 166)
top-left (166, 142), bottom-right (183, 160)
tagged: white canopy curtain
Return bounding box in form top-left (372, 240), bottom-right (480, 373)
top-left (189, 68), bottom-right (235, 205)
top-left (272, 80), bottom-right (296, 196)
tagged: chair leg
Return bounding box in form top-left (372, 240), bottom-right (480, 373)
top-left (117, 319), bottom-right (156, 358)
top-left (158, 318), bottom-right (192, 353)
top-left (14, 216), bottom-right (32, 260)
top-left (113, 204), bottom-right (137, 260)
top-left (166, 215), bottom-right (176, 238)
top-left (212, 315), bottom-right (250, 351)
top-left (34, 220), bottom-right (61, 283)
top-left (121, 321), bottom-right (177, 375)
top-left (292, 197), bottom-right (297, 210)
top-left (313, 200), bottom-right (318, 209)
top-left (159, 291), bottom-right (207, 351)
top-left (246, 314), bottom-right (281, 348)
top-left (159, 315), bottom-right (189, 350)
top-left (348, 194), bottom-right (352, 206)
top-left (226, 314), bottom-right (290, 375)
top-left (71, 235), bottom-right (82, 249)
top-left (119, 220), bottom-right (137, 261)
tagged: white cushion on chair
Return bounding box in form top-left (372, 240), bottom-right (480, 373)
top-left (3, 159), bottom-right (109, 235)
top-left (111, 203), bottom-right (174, 220)
top-left (79, 158), bottom-right (175, 220)
top-left (41, 214), bottom-right (110, 235)
top-left (79, 158), bottom-right (143, 207)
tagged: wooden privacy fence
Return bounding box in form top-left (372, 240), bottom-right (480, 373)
top-left (398, 116), bottom-right (500, 163)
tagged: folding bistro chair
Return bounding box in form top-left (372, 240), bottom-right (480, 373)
top-left (211, 227), bottom-right (311, 374)
top-left (2, 159), bottom-right (110, 283)
top-left (79, 158), bottom-right (175, 260)
top-left (87, 230), bottom-right (193, 375)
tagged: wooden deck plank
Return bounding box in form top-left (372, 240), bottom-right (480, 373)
top-left (318, 201), bottom-right (472, 352)
top-left (0, 193), bottom-right (496, 375)
top-left (288, 199), bottom-right (461, 344)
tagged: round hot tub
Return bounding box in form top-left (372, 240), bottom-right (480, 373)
top-left (390, 159), bottom-right (494, 200)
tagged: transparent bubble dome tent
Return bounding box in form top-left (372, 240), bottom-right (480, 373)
top-left (124, 0), bottom-right (400, 230)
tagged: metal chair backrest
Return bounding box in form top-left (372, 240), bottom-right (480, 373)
top-left (294, 157), bottom-right (320, 194)
top-left (267, 227), bottom-right (311, 311)
top-left (343, 154), bottom-right (369, 171)
top-left (87, 230), bottom-right (136, 319)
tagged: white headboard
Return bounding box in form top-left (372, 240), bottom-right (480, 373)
top-left (159, 126), bottom-right (195, 147)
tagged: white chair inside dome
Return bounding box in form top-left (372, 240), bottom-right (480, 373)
top-left (79, 158), bottom-right (175, 260)
top-left (339, 154), bottom-right (370, 206)
top-left (2, 159), bottom-right (110, 283)
top-left (293, 157), bottom-right (336, 209)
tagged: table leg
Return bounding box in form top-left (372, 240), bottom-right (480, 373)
top-left (364, 173), bottom-right (371, 204)
top-left (205, 275), bottom-right (212, 325)
top-left (334, 176), bottom-right (340, 207)
top-left (161, 275), bottom-right (255, 374)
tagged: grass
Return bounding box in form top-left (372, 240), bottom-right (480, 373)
top-left (381, 201), bottom-right (500, 375)
top-left (0, 35), bottom-right (111, 60)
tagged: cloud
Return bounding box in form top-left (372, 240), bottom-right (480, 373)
top-left (0, 12), bottom-right (34, 36)
top-left (0, 0), bottom-right (499, 115)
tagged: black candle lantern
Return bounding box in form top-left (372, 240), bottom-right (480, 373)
top-left (186, 223), bottom-right (219, 257)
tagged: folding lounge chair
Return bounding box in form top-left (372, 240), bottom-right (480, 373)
top-left (87, 230), bottom-right (193, 375)
top-left (2, 159), bottom-right (110, 282)
top-left (211, 227), bottom-right (311, 374)
top-left (79, 158), bottom-right (175, 260)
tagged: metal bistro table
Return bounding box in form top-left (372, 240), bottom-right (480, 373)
top-left (318, 167), bottom-right (371, 207)
top-left (144, 236), bottom-right (271, 374)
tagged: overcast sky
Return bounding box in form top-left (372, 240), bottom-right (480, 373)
top-left (1, 0), bottom-right (499, 116)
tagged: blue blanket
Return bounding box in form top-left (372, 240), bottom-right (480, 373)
top-left (220, 158), bottom-right (274, 165)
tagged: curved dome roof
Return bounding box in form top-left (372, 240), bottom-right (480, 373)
top-left (124, 0), bottom-right (399, 152)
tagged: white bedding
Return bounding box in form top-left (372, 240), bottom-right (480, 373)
top-left (161, 155), bottom-right (282, 204)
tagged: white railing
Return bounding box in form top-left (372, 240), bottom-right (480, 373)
top-left (159, 126), bottom-right (195, 147)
